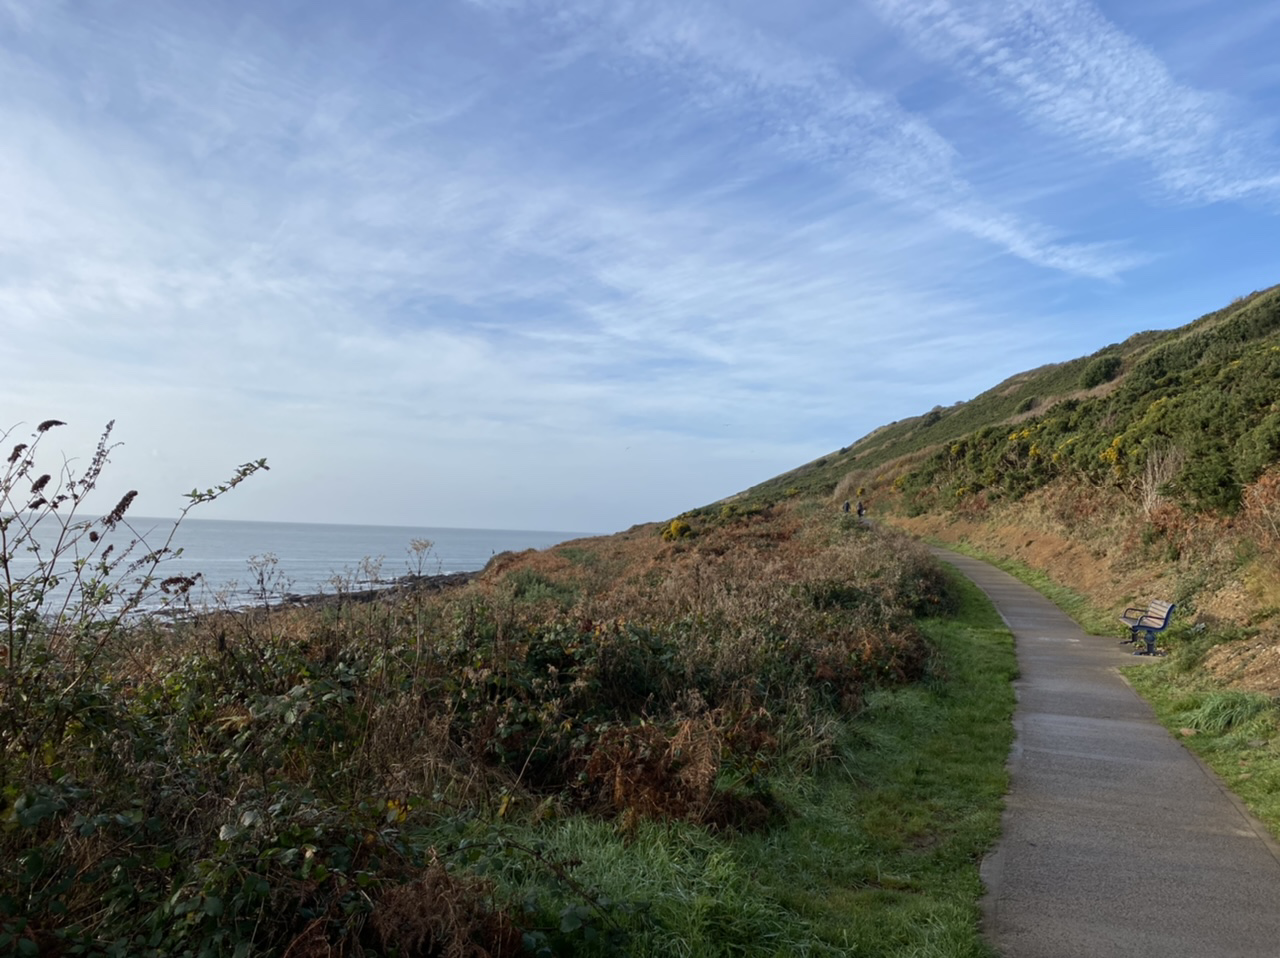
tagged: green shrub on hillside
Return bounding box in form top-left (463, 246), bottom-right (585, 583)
top-left (661, 518), bottom-right (693, 541)
top-left (1080, 354), bottom-right (1122, 388)
top-left (880, 289), bottom-right (1280, 517)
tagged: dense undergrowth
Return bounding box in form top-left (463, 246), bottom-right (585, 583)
top-left (2, 422), bottom-right (1014, 957)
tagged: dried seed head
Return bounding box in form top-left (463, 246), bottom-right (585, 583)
top-left (89, 530), bottom-right (100, 543)
top-left (7, 443), bottom-right (27, 464)
top-left (103, 490), bottom-right (138, 528)
top-left (37, 420), bottom-right (66, 433)
top-left (31, 474), bottom-right (51, 494)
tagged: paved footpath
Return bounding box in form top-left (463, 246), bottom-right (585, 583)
top-left (935, 549), bottom-right (1280, 958)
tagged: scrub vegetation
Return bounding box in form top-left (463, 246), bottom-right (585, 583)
top-left (16, 279), bottom-right (1280, 955)
top-left (2, 421), bottom-right (1015, 956)
top-left (717, 284), bottom-right (1280, 660)
top-left (727, 284), bottom-right (1280, 846)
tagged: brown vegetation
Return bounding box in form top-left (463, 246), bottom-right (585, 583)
top-left (889, 470), bottom-right (1280, 693)
top-left (3, 483), bottom-right (951, 955)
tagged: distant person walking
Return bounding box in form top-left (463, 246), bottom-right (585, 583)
top-left (842, 500), bottom-right (851, 514)
top-left (856, 500), bottom-right (866, 517)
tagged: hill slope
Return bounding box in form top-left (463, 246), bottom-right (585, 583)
top-left (718, 283), bottom-right (1280, 689)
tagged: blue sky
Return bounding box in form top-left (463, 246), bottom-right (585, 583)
top-left (2, 0), bottom-right (1278, 533)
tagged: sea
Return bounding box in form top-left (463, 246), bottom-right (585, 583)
top-left (4, 516), bottom-right (590, 612)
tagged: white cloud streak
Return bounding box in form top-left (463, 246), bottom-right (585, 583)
top-left (467, 0), bottom-right (1142, 279)
top-left (868, 0), bottom-right (1280, 205)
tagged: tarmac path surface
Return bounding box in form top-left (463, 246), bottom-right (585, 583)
top-left (934, 549), bottom-right (1280, 958)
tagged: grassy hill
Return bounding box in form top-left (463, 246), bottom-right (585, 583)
top-left (723, 283), bottom-right (1280, 692)
top-left (723, 283), bottom-right (1280, 518)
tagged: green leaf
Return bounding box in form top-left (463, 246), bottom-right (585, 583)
top-left (202, 896), bottom-right (223, 917)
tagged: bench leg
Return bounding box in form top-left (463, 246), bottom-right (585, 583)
top-left (1133, 630), bottom-right (1159, 656)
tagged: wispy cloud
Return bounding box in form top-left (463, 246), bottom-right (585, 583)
top-left (467, 0), bottom-right (1142, 280)
top-left (868, 0), bottom-right (1280, 205)
top-left (2, 0), bottom-right (1274, 530)
top-left (2, 3), bottom-right (1030, 526)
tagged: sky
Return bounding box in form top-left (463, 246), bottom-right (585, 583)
top-left (2, 0), bottom-right (1278, 533)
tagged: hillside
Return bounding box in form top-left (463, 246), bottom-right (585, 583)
top-left (6, 284), bottom-right (1280, 956)
top-left (724, 283), bottom-right (1280, 691)
top-left (3, 422), bottom-right (1014, 957)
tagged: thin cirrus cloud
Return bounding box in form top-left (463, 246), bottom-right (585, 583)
top-left (467, 0), bottom-right (1143, 280)
top-left (867, 0), bottom-right (1280, 205)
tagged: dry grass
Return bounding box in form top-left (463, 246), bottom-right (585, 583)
top-left (370, 852), bottom-right (525, 958)
top-left (3, 497), bottom-right (957, 955)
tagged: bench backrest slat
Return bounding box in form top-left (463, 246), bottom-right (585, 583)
top-left (1137, 600), bottom-right (1175, 629)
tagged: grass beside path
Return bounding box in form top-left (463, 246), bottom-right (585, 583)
top-left (1123, 665), bottom-right (1280, 838)
top-left (929, 539), bottom-right (1116, 635)
top-left (743, 572), bottom-right (1017, 956)
top-left (930, 539), bottom-right (1280, 844)
top-left (524, 570), bottom-right (1017, 957)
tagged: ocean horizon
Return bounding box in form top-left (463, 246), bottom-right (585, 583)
top-left (5, 515), bottom-right (594, 610)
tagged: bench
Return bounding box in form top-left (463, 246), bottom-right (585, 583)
top-left (1119, 599), bottom-right (1175, 656)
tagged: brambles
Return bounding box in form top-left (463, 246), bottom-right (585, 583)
top-left (2, 420), bottom-right (963, 956)
top-left (1, 419), bottom-right (269, 957)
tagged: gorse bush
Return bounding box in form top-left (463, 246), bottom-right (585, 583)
top-left (1079, 354), bottom-right (1122, 389)
top-left (869, 288), bottom-right (1280, 518)
top-left (660, 518), bottom-right (692, 541)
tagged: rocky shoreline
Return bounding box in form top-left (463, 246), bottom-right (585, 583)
top-left (278, 570), bottom-right (477, 609)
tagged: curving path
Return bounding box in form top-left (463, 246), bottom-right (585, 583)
top-left (934, 549), bottom-right (1280, 958)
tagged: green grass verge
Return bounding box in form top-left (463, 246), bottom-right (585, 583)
top-left (497, 572), bottom-right (1016, 957)
top-left (930, 539), bottom-right (1116, 636)
top-left (923, 539), bottom-right (1280, 844)
top-left (1123, 665), bottom-right (1280, 839)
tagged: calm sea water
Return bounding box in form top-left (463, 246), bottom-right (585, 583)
top-left (5, 516), bottom-right (588, 610)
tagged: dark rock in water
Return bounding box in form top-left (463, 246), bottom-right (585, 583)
top-left (280, 571), bottom-right (476, 609)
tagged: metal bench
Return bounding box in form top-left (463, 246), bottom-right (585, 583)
top-left (1119, 599), bottom-right (1175, 656)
